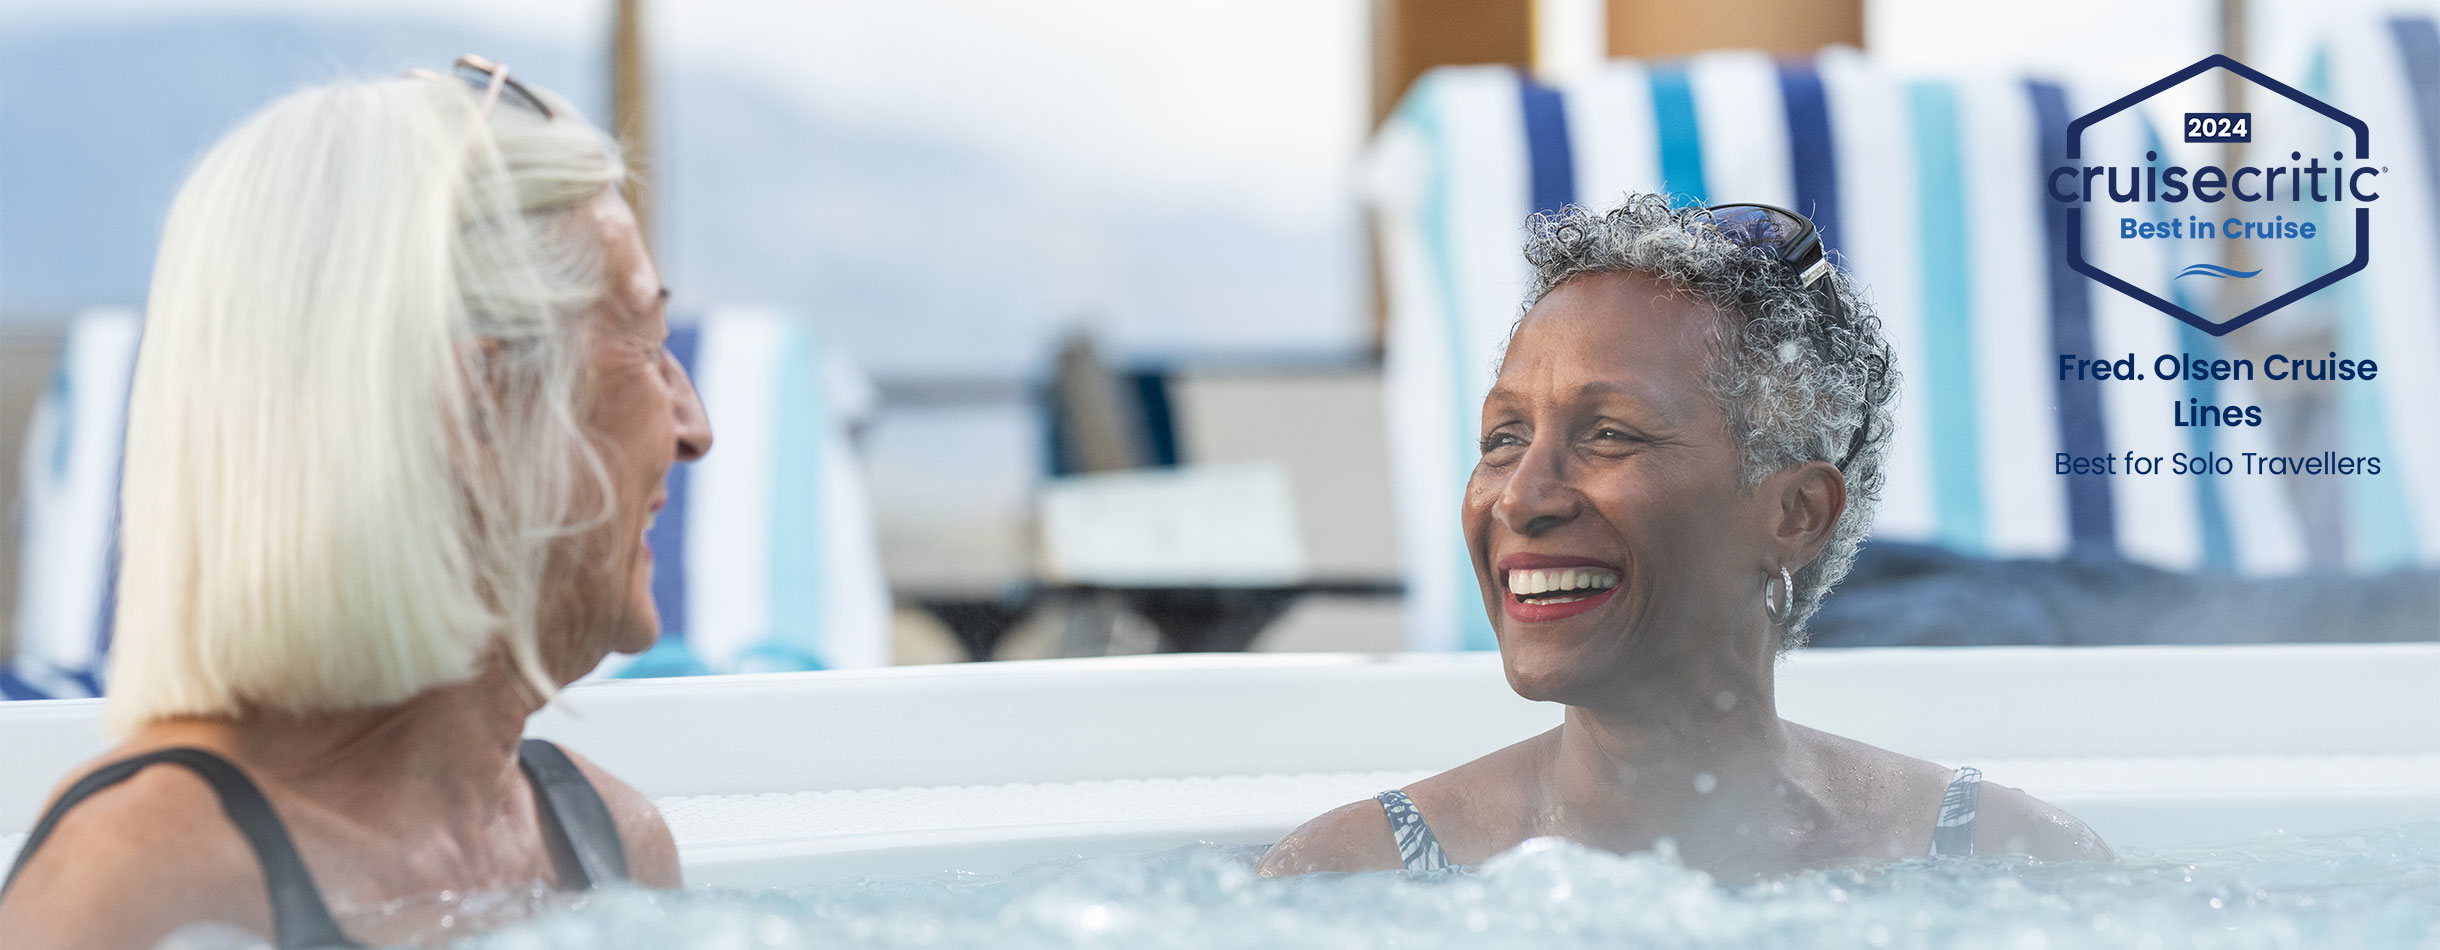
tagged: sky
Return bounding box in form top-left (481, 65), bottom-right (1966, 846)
top-left (1, 0), bottom-right (1372, 226)
top-left (13, 0), bottom-right (2427, 222)
top-left (0, 0), bottom-right (1376, 374)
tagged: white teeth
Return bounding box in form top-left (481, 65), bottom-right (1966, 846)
top-left (1507, 567), bottom-right (1621, 597)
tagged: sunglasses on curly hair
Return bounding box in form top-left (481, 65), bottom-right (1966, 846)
top-left (1702, 202), bottom-right (1882, 470)
top-left (1703, 203), bottom-right (1831, 287)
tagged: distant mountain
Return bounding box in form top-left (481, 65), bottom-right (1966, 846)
top-left (0, 16), bottom-right (1364, 375)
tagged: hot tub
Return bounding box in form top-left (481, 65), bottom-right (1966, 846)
top-left (7, 644), bottom-right (2433, 887)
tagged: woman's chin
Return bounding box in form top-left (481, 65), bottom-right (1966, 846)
top-left (613, 614), bottom-right (660, 656)
top-left (1501, 650), bottom-right (1590, 703)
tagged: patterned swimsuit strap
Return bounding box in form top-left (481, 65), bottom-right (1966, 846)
top-left (1930, 766), bottom-right (1984, 857)
top-left (1374, 789), bottom-right (1451, 872)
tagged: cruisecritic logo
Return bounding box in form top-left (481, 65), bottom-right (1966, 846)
top-left (2044, 54), bottom-right (2381, 336)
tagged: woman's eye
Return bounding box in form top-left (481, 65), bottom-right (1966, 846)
top-left (1478, 432), bottom-right (1523, 455)
top-left (1585, 427), bottom-right (1651, 454)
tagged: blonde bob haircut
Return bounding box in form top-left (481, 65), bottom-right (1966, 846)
top-left (106, 70), bottom-right (626, 734)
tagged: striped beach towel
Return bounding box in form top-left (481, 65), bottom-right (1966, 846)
top-left (2286, 15), bottom-right (2440, 572)
top-left (2, 309), bottom-right (138, 700)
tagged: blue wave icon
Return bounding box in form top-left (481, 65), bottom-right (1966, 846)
top-left (2176, 263), bottom-right (2263, 279)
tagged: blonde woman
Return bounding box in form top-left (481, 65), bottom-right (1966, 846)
top-left (0, 57), bottom-right (710, 948)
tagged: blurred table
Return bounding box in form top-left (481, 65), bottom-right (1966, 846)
top-left (917, 580), bottom-right (1403, 660)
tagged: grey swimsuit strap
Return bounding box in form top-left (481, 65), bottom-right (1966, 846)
top-left (1929, 766), bottom-right (1984, 856)
top-left (1374, 789), bottom-right (1450, 872)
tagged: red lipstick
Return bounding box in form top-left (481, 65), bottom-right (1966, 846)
top-left (1495, 553), bottom-right (1623, 623)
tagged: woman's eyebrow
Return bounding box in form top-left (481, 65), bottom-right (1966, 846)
top-left (1572, 380), bottom-right (1641, 400)
top-left (1574, 379), bottom-right (1691, 426)
top-left (1483, 379), bottom-right (1678, 417)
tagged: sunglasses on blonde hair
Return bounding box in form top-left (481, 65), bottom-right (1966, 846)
top-left (409, 54), bottom-right (555, 122)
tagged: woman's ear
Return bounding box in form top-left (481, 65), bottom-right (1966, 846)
top-left (458, 336), bottom-right (504, 375)
top-left (1771, 460), bottom-right (1848, 569)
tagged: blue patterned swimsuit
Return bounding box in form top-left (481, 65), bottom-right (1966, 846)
top-left (1374, 766), bottom-right (1986, 871)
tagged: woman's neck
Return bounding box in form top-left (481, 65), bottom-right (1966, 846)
top-left (144, 657), bottom-right (545, 834)
top-left (1534, 631), bottom-right (1822, 865)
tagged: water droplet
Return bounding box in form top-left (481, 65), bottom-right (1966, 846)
top-left (1692, 772), bottom-right (1717, 794)
top-left (1713, 690), bottom-right (1737, 711)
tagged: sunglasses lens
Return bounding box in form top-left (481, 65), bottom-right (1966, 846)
top-left (451, 61), bottom-right (551, 119)
top-left (452, 61), bottom-right (494, 94)
top-left (1709, 206), bottom-right (1804, 257)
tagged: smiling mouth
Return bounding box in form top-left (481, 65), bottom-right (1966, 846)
top-left (1506, 567), bottom-right (1621, 604)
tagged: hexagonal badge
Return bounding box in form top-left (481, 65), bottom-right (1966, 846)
top-left (2046, 54), bottom-right (2382, 337)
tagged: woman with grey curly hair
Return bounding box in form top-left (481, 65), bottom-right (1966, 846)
top-left (1262, 194), bottom-right (2105, 877)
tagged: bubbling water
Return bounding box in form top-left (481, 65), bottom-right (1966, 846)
top-left (464, 823), bottom-right (2440, 949)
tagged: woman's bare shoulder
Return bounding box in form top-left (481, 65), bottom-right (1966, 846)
top-left (1971, 780), bottom-right (2114, 861)
top-left (1779, 721), bottom-right (1955, 826)
top-left (1782, 721), bottom-right (2111, 862)
top-left (1257, 729), bottom-right (1552, 877)
top-left (556, 746), bottom-right (683, 888)
top-left (0, 751), bottom-right (268, 948)
top-left (1255, 797), bottom-right (1405, 876)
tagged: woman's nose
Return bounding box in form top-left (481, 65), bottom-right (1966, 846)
top-left (672, 359), bottom-right (713, 462)
top-left (1492, 442), bottom-right (1578, 537)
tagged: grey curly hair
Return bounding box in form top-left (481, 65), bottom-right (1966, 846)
top-left (1508, 193), bottom-right (1898, 648)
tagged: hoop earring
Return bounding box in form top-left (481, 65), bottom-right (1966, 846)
top-left (1762, 565), bottom-right (1793, 626)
